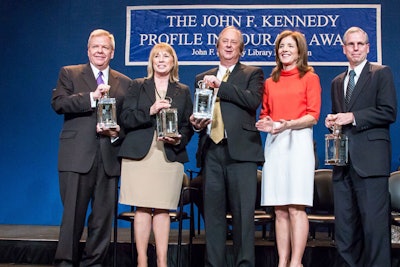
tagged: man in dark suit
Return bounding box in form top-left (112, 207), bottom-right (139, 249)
top-left (325, 26), bottom-right (397, 267)
top-left (190, 26), bottom-right (264, 267)
top-left (51, 29), bottom-right (131, 267)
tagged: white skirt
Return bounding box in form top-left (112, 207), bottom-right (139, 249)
top-left (261, 127), bottom-right (314, 206)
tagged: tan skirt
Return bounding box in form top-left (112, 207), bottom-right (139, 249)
top-left (119, 132), bottom-right (184, 210)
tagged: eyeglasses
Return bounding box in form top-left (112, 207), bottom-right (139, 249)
top-left (344, 42), bottom-right (369, 48)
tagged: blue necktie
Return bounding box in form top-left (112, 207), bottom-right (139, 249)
top-left (345, 70), bottom-right (355, 105)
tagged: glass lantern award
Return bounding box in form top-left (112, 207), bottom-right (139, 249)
top-left (325, 124), bottom-right (348, 166)
top-left (156, 108), bottom-right (179, 138)
top-left (97, 92), bottom-right (117, 128)
top-left (193, 80), bottom-right (215, 119)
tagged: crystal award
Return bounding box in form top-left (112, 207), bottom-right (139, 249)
top-left (97, 92), bottom-right (117, 128)
top-left (325, 125), bottom-right (348, 166)
top-left (193, 80), bottom-right (215, 119)
top-left (156, 108), bottom-right (179, 137)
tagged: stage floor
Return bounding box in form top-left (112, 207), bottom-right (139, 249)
top-left (1, 224), bottom-right (400, 267)
top-left (0, 224), bottom-right (334, 246)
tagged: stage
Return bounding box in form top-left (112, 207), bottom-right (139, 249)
top-left (1, 224), bottom-right (400, 267)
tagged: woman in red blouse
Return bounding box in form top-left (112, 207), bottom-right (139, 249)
top-left (256, 30), bottom-right (321, 267)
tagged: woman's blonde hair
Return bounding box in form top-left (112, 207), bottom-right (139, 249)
top-left (146, 43), bottom-right (179, 82)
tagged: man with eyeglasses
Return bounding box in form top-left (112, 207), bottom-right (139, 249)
top-left (325, 26), bottom-right (397, 266)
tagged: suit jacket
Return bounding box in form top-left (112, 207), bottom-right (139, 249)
top-left (331, 62), bottom-right (397, 177)
top-left (195, 62), bottom-right (265, 167)
top-left (118, 78), bottom-right (194, 163)
top-left (51, 63), bottom-right (132, 176)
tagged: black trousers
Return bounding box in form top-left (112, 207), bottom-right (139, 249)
top-left (333, 163), bottom-right (391, 267)
top-left (55, 150), bottom-right (117, 267)
top-left (203, 140), bottom-right (257, 267)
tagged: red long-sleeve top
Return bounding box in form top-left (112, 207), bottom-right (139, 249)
top-left (260, 67), bottom-right (321, 121)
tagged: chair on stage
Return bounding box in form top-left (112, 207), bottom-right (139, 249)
top-left (389, 171), bottom-right (400, 226)
top-left (187, 169), bottom-right (203, 236)
top-left (113, 172), bottom-right (198, 267)
top-left (307, 168), bottom-right (335, 240)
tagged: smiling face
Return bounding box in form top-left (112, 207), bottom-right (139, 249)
top-left (342, 30), bottom-right (370, 68)
top-left (152, 49), bottom-right (174, 77)
top-left (87, 35), bottom-right (114, 71)
top-left (277, 35), bottom-right (299, 70)
top-left (216, 27), bottom-right (243, 67)
top-left (146, 43), bottom-right (179, 82)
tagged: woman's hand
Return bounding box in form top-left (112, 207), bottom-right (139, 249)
top-left (158, 135), bottom-right (182, 146)
top-left (96, 123), bottom-right (120, 138)
top-left (255, 116), bottom-right (274, 133)
top-left (150, 99), bottom-right (171, 115)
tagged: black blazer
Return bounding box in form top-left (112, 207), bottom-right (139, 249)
top-left (118, 78), bottom-right (194, 163)
top-left (194, 62), bottom-right (265, 167)
top-left (331, 62), bottom-right (397, 177)
top-left (51, 63), bottom-right (132, 176)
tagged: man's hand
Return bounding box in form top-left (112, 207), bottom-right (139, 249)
top-left (190, 114), bottom-right (211, 130)
top-left (203, 74), bottom-right (221, 89)
top-left (93, 84), bottom-right (111, 100)
top-left (325, 112), bottom-right (354, 128)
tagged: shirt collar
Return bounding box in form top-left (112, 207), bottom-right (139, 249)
top-left (90, 63), bottom-right (110, 82)
top-left (218, 64), bottom-right (235, 79)
top-left (348, 59), bottom-right (367, 77)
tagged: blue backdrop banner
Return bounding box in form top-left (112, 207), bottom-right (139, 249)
top-left (126, 4), bottom-right (380, 66)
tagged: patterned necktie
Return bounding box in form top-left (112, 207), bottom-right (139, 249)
top-left (345, 70), bottom-right (356, 105)
top-left (97, 71), bottom-right (104, 85)
top-left (210, 69), bottom-right (230, 144)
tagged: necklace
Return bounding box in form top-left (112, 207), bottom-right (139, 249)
top-left (155, 87), bottom-right (165, 99)
top-left (155, 87), bottom-right (172, 104)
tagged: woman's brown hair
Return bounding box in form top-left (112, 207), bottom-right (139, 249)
top-left (271, 30), bottom-right (313, 82)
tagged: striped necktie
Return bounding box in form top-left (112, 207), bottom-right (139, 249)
top-left (345, 70), bottom-right (355, 105)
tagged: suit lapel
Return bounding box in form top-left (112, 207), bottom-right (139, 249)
top-left (82, 63), bottom-right (97, 92)
top-left (347, 62), bottom-right (370, 109)
top-left (230, 62), bottom-right (242, 77)
top-left (108, 69), bottom-right (120, 98)
top-left (205, 67), bottom-right (218, 77)
top-left (166, 82), bottom-right (182, 103)
top-left (143, 78), bottom-right (156, 103)
top-left (337, 73), bottom-right (346, 111)
top-left (222, 62), bottom-right (242, 83)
